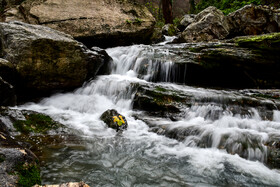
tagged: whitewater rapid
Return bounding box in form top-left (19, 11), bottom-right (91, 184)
top-left (19, 42), bottom-right (280, 186)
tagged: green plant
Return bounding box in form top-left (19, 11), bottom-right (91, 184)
top-left (194, 0), bottom-right (263, 15)
top-left (14, 163), bottom-right (41, 187)
top-left (126, 19), bottom-right (132, 24)
top-left (135, 18), bottom-right (143, 24)
top-left (173, 17), bottom-right (181, 27)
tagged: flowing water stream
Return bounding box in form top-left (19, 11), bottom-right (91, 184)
top-left (19, 39), bottom-right (280, 186)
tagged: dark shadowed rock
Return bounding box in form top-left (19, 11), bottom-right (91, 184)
top-left (0, 77), bottom-right (16, 106)
top-left (180, 6), bottom-right (230, 42)
top-left (0, 21), bottom-right (109, 100)
top-left (100, 109), bottom-right (128, 132)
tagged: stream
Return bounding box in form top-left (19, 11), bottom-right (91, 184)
top-left (19, 38), bottom-right (280, 187)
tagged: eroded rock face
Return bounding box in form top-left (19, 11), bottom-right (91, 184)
top-left (227, 4), bottom-right (280, 37)
top-left (0, 21), bottom-right (108, 99)
top-left (2, 0), bottom-right (155, 48)
top-left (181, 6), bottom-right (230, 42)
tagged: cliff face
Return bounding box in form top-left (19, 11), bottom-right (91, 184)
top-left (2, 0), bottom-right (155, 48)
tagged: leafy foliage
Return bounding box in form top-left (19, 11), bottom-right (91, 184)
top-left (193, 0), bottom-right (280, 15)
top-left (194, 0), bottom-right (262, 15)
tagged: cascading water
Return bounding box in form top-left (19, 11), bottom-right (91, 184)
top-left (19, 41), bottom-right (280, 186)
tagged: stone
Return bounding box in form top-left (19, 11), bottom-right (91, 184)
top-left (180, 6), bottom-right (230, 42)
top-left (100, 109), bottom-right (128, 131)
top-left (177, 14), bottom-right (196, 32)
top-left (0, 21), bottom-right (109, 100)
top-left (161, 24), bottom-right (177, 36)
top-left (2, 0), bottom-right (155, 48)
top-left (227, 4), bottom-right (280, 38)
top-left (0, 135), bottom-right (41, 187)
top-left (33, 181), bottom-right (90, 187)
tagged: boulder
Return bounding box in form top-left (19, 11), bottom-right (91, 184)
top-left (180, 6), bottom-right (230, 42)
top-left (161, 24), bottom-right (178, 36)
top-left (100, 109), bottom-right (128, 132)
top-left (172, 33), bottom-right (280, 89)
top-left (177, 14), bottom-right (196, 32)
top-left (2, 0), bottom-right (155, 48)
top-left (0, 77), bottom-right (16, 106)
top-left (0, 21), bottom-right (109, 100)
top-left (227, 4), bottom-right (280, 38)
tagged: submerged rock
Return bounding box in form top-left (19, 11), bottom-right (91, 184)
top-left (180, 6), bottom-right (230, 42)
top-left (100, 109), bottom-right (128, 132)
top-left (0, 21), bottom-right (109, 100)
top-left (2, 0), bottom-right (155, 48)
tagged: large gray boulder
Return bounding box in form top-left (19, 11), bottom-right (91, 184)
top-left (180, 6), bottom-right (230, 42)
top-left (0, 21), bottom-right (108, 98)
top-left (2, 0), bottom-right (155, 48)
top-left (227, 4), bottom-right (280, 37)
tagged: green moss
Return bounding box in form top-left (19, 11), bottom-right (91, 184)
top-left (155, 86), bottom-right (167, 92)
top-left (234, 33), bottom-right (280, 50)
top-left (13, 113), bottom-right (59, 134)
top-left (167, 24), bottom-right (176, 36)
top-left (15, 163), bottom-right (41, 187)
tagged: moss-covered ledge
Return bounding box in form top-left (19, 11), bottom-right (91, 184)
top-left (233, 32), bottom-right (280, 51)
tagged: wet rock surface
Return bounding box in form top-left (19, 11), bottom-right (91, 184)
top-left (100, 109), bottom-right (128, 132)
top-left (132, 83), bottom-right (280, 168)
top-left (0, 107), bottom-right (82, 186)
top-left (0, 21), bottom-right (110, 101)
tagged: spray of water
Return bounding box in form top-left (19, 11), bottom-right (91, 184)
top-left (19, 43), bottom-right (280, 186)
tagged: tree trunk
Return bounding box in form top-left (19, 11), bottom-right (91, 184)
top-left (162, 0), bottom-right (173, 24)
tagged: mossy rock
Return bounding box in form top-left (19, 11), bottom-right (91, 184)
top-left (234, 33), bottom-right (280, 51)
top-left (14, 162), bottom-right (41, 187)
top-left (13, 112), bottom-right (60, 134)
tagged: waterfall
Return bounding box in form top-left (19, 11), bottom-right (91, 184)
top-left (19, 43), bottom-right (280, 186)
